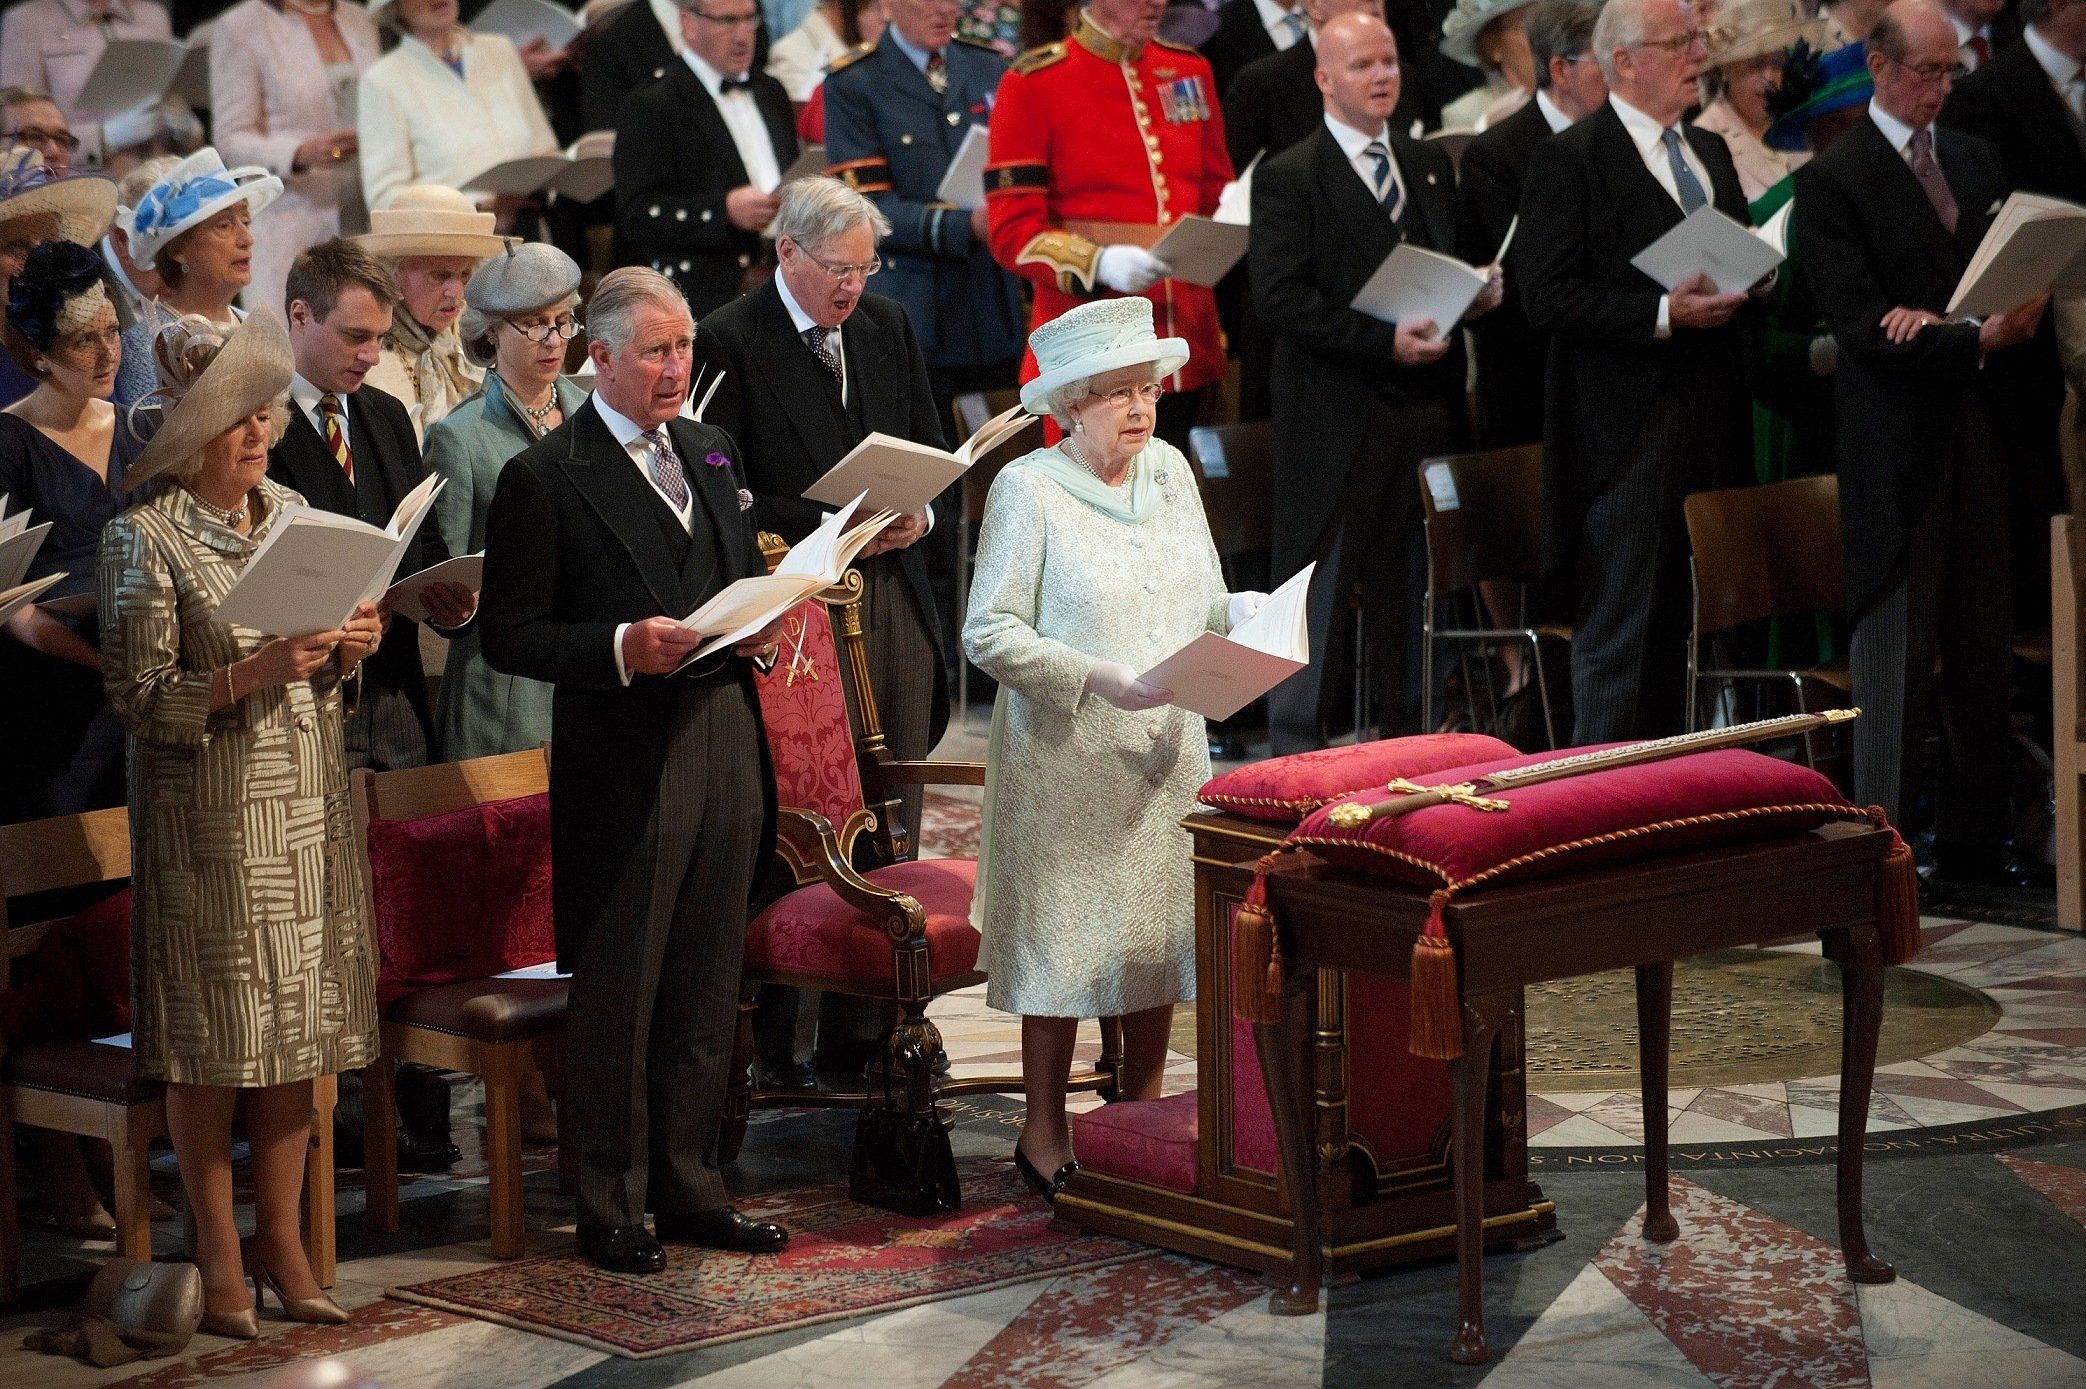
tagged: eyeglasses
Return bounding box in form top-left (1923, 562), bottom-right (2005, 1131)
top-left (504, 314), bottom-right (581, 343)
top-left (3, 127), bottom-right (79, 154)
top-left (1634, 29), bottom-right (1708, 55)
top-left (796, 243), bottom-right (881, 281)
top-left (689, 7), bottom-right (762, 27)
top-left (1886, 56), bottom-right (1957, 85)
top-left (1088, 382), bottom-right (1164, 408)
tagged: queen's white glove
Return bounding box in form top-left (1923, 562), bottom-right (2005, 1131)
top-left (1086, 660), bottom-right (1173, 712)
top-left (1096, 244), bottom-right (1172, 295)
top-left (1226, 591), bottom-right (1271, 632)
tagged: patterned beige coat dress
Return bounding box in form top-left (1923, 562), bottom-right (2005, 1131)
top-left (98, 479), bottom-right (378, 1087)
top-left (963, 442), bottom-right (1231, 1018)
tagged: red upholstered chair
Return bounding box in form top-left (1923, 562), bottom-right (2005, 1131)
top-left (352, 747), bottom-right (569, 1259)
top-left (720, 551), bottom-right (1121, 1182)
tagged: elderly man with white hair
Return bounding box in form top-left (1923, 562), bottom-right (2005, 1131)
top-left (697, 174), bottom-right (951, 1090)
top-left (1517, 0), bottom-right (1755, 744)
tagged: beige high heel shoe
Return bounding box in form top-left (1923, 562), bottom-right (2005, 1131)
top-left (241, 1236), bottom-right (350, 1325)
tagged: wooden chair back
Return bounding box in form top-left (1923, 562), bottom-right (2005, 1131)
top-left (1683, 475), bottom-right (1845, 637)
top-left (953, 389), bottom-right (1040, 524)
top-left (0, 806), bottom-right (130, 960)
top-left (1416, 445), bottom-right (1545, 596)
top-left (354, 747), bottom-right (550, 826)
top-left (1185, 422), bottom-right (1274, 567)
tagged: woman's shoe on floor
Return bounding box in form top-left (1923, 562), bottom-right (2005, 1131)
top-left (1012, 1144), bottom-right (1080, 1204)
top-left (242, 1236), bottom-right (350, 1324)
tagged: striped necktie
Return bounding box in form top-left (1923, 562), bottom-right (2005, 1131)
top-left (642, 427), bottom-right (689, 511)
top-left (1364, 141), bottom-right (1404, 225)
top-left (318, 393), bottom-right (353, 484)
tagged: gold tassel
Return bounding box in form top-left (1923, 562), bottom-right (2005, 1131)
top-left (1866, 805), bottom-right (1922, 966)
top-left (1407, 890), bottom-right (1463, 1060)
top-left (1231, 854), bottom-right (1285, 1026)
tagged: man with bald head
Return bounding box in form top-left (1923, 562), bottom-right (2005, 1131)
top-left (1797, 0), bottom-right (2046, 884)
top-left (1251, 12), bottom-right (1500, 750)
top-left (1517, 0), bottom-right (1753, 744)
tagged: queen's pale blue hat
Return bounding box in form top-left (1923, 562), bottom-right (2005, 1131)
top-left (1019, 298), bottom-right (1189, 417)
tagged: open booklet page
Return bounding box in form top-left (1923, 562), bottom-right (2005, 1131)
top-left (674, 493), bottom-right (897, 662)
top-left (471, 0), bottom-right (585, 49)
top-left (1150, 217), bottom-right (1249, 286)
top-left (0, 572), bottom-right (63, 628)
top-left (1629, 203), bottom-right (1784, 295)
top-left (801, 400), bottom-right (1035, 515)
top-left (387, 553), bottom-right (485, 622)
top-left (935, 125), bottom-right (990, 208)
top-left (1139, 563), bottom-right (1314, 720)
top-left (0, 520), bottom-right (54, 591)
top-left (211, 474), bottom-right (444, 635)
top-left (1948, 191), bottom-right (2086, 317)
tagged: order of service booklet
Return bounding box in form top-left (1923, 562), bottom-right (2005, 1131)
top-left (801, 401), bottom-right (1035, 517)
top-left (674, 492), bottom-right (897, 664)
top-left (1629, 203), bottom-right (1785, 295)
top-left (1138, 562), bottom-right (1315, 720)
top-left (211, 474), bottom-right (444, 635)
top-left (1947, 191), bottom-right (2086, 318)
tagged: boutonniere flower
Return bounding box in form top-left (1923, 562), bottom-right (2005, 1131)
top-left (704, 451), bottom-right (731, 468)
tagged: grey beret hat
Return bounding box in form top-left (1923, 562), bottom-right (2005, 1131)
top-left (465, 242), bottom-right (584, 317)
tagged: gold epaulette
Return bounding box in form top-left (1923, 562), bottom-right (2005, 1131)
top-left (826, 42), bottom-right (875, 74)
top-left (952, 35), bottom-right (1000, 53)
top-left (1016, 230), bottom-right (1101, 296)
top-left (1150, 36), bottom-right (1201, 53)
top-left (1010, 41), bottom-right (1068, 76)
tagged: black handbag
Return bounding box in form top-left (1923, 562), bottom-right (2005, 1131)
top-left (849, 1039), bottom-right (961, 1216)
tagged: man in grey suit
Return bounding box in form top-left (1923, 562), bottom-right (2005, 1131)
top-left (478, 268), bottom-right (790, 1274)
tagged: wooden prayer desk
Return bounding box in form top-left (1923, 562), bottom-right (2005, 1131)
top-left (1244, 818), bottom-right (1902, 1364)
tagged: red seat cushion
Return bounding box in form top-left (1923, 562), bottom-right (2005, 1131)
top-left (0, 888), bottom-right (132, 1049)
top-left (367, 794), bottom-right (556, 1005)
top-left (1072, 1093), bottom-right (1198, 1193)
top-left (1198, 734), bottom-right (1518, 824)
top-left (746, 859), bottom-right (980, 983)
top-left (754, 598), bottom-right (870, 834)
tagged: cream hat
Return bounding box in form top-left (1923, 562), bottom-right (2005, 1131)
top-left (1019, 299), bottom-right (1189, 418)
top-left (356, 186), bottom-right (511, 262)
top-left (123, 146), bottom-right (283, 272)
top-left (1439, 0), bottom-right (1543, 69)
top-left (1704, 0), bottom-right (1828, 68)
top-left (125, 310), bottom-right (295, 488)
top-left (0, 148), bottom-right (119, 249)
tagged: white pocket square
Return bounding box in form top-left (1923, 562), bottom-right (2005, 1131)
top-left (1988, 199), bottom-right (2003, 215)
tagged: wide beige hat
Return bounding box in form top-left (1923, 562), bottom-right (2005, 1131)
top-left (1704, 0), bottom-right (1828, 68)
top-left (0, 147), bottom-right (119, 248)
top-left (125, 310), bottom-right (295, 488)
top-left (356, 185), bottom-right (510, 262)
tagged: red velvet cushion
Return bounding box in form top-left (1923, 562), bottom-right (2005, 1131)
top-left (0, 888), bottom-right (132, 1047)
top-left (367, 794), bottom-right (556, 1005)
top-left (745, 858), bottom-right (981, 982)
top-left (1292, 747), bottom-right (1860, 893)
top-left (754, 598), bottom-right (869, 834)
top-left (1198, 734), bottom-right (1518, 824)
top-left (1072, 1092), bottom-right (1199, 1193)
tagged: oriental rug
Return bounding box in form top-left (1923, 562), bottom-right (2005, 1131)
top-left (383, 1159), bottom-right (1151, 1358)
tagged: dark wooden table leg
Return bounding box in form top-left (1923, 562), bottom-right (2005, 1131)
top-left (1448, 993), bottom-right (1509, 1365)
top-left (1636, 960), bottom-right (1679, 1242)
top-left (1826, 930), bottom-right (1896, 1284)
top-left (1255, 962), bottom-right (1321, 1315)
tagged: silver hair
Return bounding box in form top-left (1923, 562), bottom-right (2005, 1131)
top-left (1592, 0), bottom-right (1656, 82)
top-left (460, 291), bottom-right (581, 367)
top-left (772, 175), bottom-right (893, 254)
top-left (1043, 376), bottom-right (1092, 429)
top-left (586, 266), bottom-right (690, 354)
top-left (158, 395), bottom-right (290, 487)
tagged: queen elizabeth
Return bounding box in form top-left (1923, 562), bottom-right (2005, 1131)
top-left (965, 298), bottom-right (1265, 1201)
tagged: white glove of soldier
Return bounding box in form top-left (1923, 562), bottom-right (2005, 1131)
top-left (1096, 244), bottom-right (1172, 295)
top-left (1226, 591), bottom-right (1270, 632)
top-left (1086, 660), bottom-right (1174, 712)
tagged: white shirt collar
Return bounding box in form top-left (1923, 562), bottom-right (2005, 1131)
top-left (1535, 87), bottom-right (1572, 133)
top-left (591, 389), bottom-right (654, 447)
top-left (1609, 93), bottom-right (1677, 156)
top-left (648, 0), bottom-right (685, 53)
top-left (1867, 99), bottom-right (1922, 156)
top-left (2026, 23), bottom-right (2081, 88)
top-left (290, 373), bottom-right (344, 430)
top-left (682, 45), bottom-right (748, 94)
top-left (1323, 112), bottom-right (1392, 161)
top-left (1949, 13), bottom-right (1988, 46)
top-left (1253, 0), bottom-right (1300, 42)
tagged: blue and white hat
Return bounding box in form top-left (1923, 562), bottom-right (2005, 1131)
top-left (1020, 298), bottom-right (1189, 417)
top-left (0, 147), bottom-right (118, 248)
top-left (124, 146), bottom-right (283, 272)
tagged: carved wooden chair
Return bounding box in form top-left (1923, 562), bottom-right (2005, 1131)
top-left (351, 747), bottom-right (571, 1258)
top-left (719, 549), bottom-right (1122, 1187)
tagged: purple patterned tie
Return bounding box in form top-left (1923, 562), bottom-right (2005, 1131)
top-left (1908, 128), bottom-right (1958, 237)
top-left (642, 427), bottom-right (689, 510)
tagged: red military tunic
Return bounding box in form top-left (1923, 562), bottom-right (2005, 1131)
top-left (985, 15), bottom-right (1234, 396)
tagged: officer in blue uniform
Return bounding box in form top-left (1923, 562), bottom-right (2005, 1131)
top-left (824, 0), bottom-right (1025, 696)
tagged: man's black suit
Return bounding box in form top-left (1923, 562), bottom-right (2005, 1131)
top-left (1252, 123), bottom-right (1467, 750)
top-left (583, 2), bottom-right (683, 131)
top-left (1797, 116), bottom-right (2014, 867)
top-left (1201, 0), bottom-right (1284, 105)
top-left (268, 383), bottom-right (449, 770)
top-left (613, 61), bottom-right (799, 320)
top-left (477, 398), bottom-right (775, 1228)
top-left (1943, 34), bottom-right (2075, 627)
top-left (1518, 100), bottom-right (1751, 742)
top-left (1457, 93), bottom-right (1558, 449)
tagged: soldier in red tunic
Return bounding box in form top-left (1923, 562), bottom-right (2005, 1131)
top-left (985, 0), bottom-right (1235, 445)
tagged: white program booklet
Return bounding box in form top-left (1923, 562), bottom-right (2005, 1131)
top-left (386, 552), bottom-right (484, 622)
top-left (0, 520), bottom-right (54, 591)
top-left (1630, 204), bottom-right (1784, 295)
top-left (675, 493), bottom-right (897, 662)
top-left (1948, 191), bottom-right (2086, 317)
top-left (467, 133), bottom-right (616, 202)
top-left (493, 961), bottom-right (572, 979)
top-left (1150, 216), bottom-right (1250, 286)
top-left (471, 0), bottom-right (585, 49)
top-left (212, 475), bottom-right (444, 635)
top-left (1211, 151), bottom-right (1260, 227)
top-left (1352, 242), bottom-right (1491, 333)
top-left (0, 572), bottom-right (63, 628)
top-left (73, 38), bottom-right (190, 112)
top-left (935, 124), bottom-right (991, 208)
top-left (1139, 563), bottom-right (1314, 720)
top-left (801, 400), bottom-right (1035, 516)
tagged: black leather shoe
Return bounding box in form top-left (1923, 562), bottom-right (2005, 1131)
top-left (576, 1224), bottom-right (666, 1274)
top-left (654, 1207), bottom-right (790, 1253)
top-left (396, 1131), bottom-right (463, 1174)
top-left (755, 1060), bottom-right (818, 1092)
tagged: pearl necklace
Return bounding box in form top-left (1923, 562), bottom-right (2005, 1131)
top-left (509, 378), bottom-right (560, 435)
top-left (189, 488), bottom-right (249, 530)
top-left (1060, 434), bottom-right (1129, 489)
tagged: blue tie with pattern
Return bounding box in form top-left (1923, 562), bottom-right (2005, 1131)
top-left (1364, 141), bottom-right (1404, 225)
top-left (1661, 127), bottom-right (1708, 214)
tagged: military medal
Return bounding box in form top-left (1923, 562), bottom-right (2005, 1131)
top-left (1156, 75), bottom-right (1209, 125)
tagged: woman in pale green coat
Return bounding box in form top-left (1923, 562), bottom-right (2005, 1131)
top-left (426, 243), bottom-right (586, 761)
